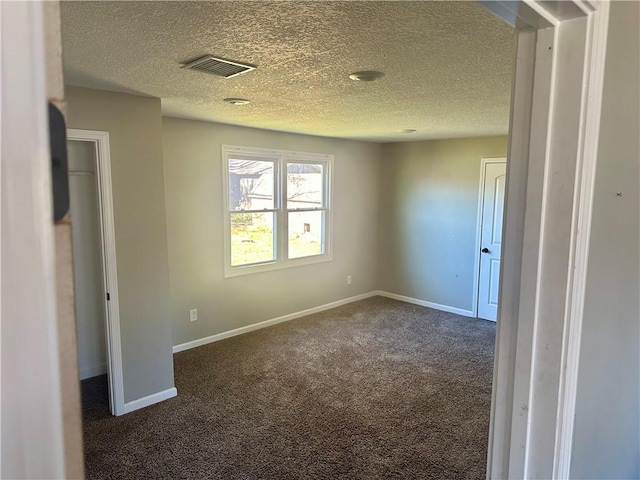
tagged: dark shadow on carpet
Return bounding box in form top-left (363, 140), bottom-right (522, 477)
top-left (83, 296), bottom-right (496, 479)
top-left (81, 374), bottom-right (109, 412)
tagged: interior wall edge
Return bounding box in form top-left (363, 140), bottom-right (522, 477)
top-left (65, 85), bottom-right (175, 405)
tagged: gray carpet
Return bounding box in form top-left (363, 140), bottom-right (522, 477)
top-left (83, 296), bottom-right (496, 479)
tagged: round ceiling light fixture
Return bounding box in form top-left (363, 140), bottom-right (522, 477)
top-left (348, 70), bottom-right (385, 82)
top-left (224, 97), bottom-right (250, 105)
top-left (399, 129), bottom-right (417, 133)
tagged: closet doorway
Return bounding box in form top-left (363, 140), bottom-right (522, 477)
top-left (67, 129), bottom-right (125, 415)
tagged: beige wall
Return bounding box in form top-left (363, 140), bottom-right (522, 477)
top-left (378, 136), bottom-right (508, 312)
top-left (65, 86), bottom-right (175, 403)
top-left (571, 2), bottom-right (640, 478)
top-left (162, 117), bottom-right (381, 346)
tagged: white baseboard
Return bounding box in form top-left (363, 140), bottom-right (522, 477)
top-left (122, 387), bottom-right (177, 415)
top-left (172, 291), bottom-right (378, 354)
top-left (375, 290), bottom-right (475, 318)
top-left (79, 363), bottom-right (107, 380)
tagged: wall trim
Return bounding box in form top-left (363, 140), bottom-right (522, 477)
top-left (173, 291), bottom-right (478, 356)
top-left (122, 387), bottom-right (178, 415)
top-left (172, 292), bottom-right (378, 353)
top-left (376, 291), bottom-right (475, 318)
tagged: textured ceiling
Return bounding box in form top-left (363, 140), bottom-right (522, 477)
top-left (61, 1), bottom-right (514, 142)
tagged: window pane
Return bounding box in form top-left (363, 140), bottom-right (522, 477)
top-left (231, 212), bottom-right (275, 266)
top-left (288, 211), bottom-right (323, 259)
top-left (287, 163), bottom-right (324, 209)
top-left (228, 159), bottom-right (274, 211)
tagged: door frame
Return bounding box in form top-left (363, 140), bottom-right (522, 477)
top-left (67, 129), bottom-right (125, 416)
top-left (473, 157), bottom-right (507, 320)
top-left (483, 1), bottom-right (610, 478)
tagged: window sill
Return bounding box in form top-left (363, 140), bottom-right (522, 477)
top-left (224, 253), bottom-right (333, 278)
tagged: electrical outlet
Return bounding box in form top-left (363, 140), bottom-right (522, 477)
top-left (347, 275), bottom-right (352, 285)
top-left (189, 308), bottom-right (198, 322)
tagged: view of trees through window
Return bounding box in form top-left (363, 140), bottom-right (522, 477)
top-left (228, 157), bottom-right (326, 267)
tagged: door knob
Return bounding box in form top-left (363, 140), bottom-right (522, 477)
top-left (481, 248), bottom-right (490, 253)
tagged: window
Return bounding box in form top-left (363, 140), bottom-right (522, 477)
top-left (223, 145), bottom-right (332, 276)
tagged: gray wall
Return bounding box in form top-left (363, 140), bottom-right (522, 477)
top-left (162, 117), bottom-right (381, 346)
top-left (378, 136), bottom-right (508, 312)
top-left (571, 2), bottom-right (640, 478)
top-left (66, 86), bottom-right (175, 403)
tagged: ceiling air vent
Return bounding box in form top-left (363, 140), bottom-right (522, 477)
top-left (181, 55), bottom-right (256, 79)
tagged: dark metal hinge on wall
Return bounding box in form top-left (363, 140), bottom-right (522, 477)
top-left (106, 292), bottom-right (110, 301)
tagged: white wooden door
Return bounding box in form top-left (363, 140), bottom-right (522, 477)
top-left (477, 160), bottom-right (507, 321)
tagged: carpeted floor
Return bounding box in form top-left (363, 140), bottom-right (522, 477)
top-left (81, 374), bottom-right (109, 412)
top-left (83, 296), bottom-right (496, 479)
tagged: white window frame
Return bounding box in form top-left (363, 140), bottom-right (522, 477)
top-left (222, 145), bottom-right (333, 277)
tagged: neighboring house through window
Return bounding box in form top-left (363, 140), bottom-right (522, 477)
top-left (222, 145), bottom-right (332, 276)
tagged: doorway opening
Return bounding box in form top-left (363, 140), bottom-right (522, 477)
top-left (53, 1), bottom-right (611, 478)
top-left (67, 129), bottom-right (125, 416)
top-left (68, 139), bottom-right (108, 410)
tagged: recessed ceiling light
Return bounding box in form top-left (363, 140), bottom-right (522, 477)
top-left (399, 129), bottom-right (417, 133)
top-left (349, 71), bottom-right (385, 82)
top-left (224, 98), bottom-right (250, 105)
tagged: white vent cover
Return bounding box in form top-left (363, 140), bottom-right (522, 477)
top-left (181, 55), bottom-right (256, 78)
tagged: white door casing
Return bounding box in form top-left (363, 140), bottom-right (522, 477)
top-left (483, 2), bottom-right (611, 479)
top-left (67, 129), bottom-right (126, 416)
top-left (477, 159), bottom-right (507, 321)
